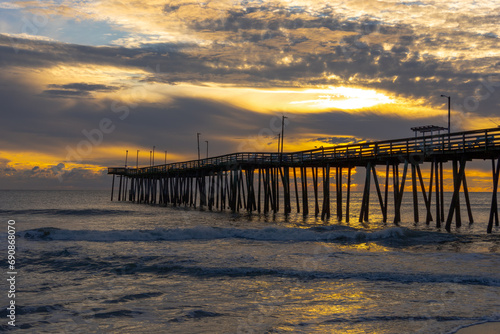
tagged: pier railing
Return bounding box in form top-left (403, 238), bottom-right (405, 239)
top-left (108, 127), bottom-right (500, 176)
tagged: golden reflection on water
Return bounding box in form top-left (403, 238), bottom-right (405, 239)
top-left (270, 280), bottom-right (385, 334)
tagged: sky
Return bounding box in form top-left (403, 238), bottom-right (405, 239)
top-left (0, 0), bottom-right (499, 190)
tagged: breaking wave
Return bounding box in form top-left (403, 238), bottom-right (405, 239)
top-left (17, 225), bottom-right (457, 245)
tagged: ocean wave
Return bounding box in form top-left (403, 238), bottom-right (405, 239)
top-left (19, 256), bottom-right (500, 286)
top-left (167, 309), bottom-right (225, 323)
top-left (17, 226), bottom-right (457, 244)
top-left (0, 208), bottom-right (133, 216)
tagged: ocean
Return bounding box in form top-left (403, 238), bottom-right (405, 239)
top-left (0, 189), bottom-right (499, 333)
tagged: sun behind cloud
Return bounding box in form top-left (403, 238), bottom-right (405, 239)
top-left (289, 86), bottom-right (394, 110)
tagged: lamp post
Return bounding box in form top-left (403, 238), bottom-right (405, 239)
top-left (277, 134), bottom-right (281, 154)
top-left (152, 146), bottom-right (155, 165)
top-left (149, 151), bottom-right (152, 166)
top-left (281, 115), bottom-right (287, 155)
top-left (205, 141), bottom-right (208, 159)
top-left (441, 94), bottom-right (451, 147)
top-left (441, 95), bottom-right (451, 135)
top-left (136, 150), bottom-right (139, 169)
top-left (125, 150), bottom-right (128, 168)
top-left (197, 133), bottom-right (201, 160)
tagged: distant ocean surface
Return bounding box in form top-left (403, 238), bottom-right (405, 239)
top-left (0, 190), bottom-right (499, 333)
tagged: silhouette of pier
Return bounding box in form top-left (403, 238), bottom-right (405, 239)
top-left (108, 127), bottom-right (500, 233)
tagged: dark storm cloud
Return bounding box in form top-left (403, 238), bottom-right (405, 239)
top-left (48, 83), bottom-right (118, 92)
top-left (41, 89), bottom-right (92, 98)
top-left (41, 83), bottom-right (120, 98)
top-left (0, 34), bottom-right (201, 75)
top-left (0, 162), bottom-right (108, 190)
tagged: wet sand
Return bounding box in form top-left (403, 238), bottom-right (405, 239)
top-left (455, 322), bottom-right (500, 334)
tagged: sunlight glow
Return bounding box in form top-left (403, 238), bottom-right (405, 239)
top-left (289, 86), bottom-right (394, 110)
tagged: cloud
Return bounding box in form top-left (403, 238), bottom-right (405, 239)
top-left (1, 1), bottom-right (499, 190)
top-left (41, 89), bottom-right (92, 98)
top-left (41, 83), bottom-right (120, 98)
top-left (48, 83), bottom-right (118, 91)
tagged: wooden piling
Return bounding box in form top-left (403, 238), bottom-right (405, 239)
top-left (301, 167), bottom-right (309, 216)
top-left (488, 158), bottom-right (500, 233)
top-left (394, 160), bottom-right (409, 224)
top-left (346, 167), bottom-right (352, 222)
top-left (312, 167), bottom-right (319, 216)
top-left (293, 167), bottom-right (300, 213)
top-left (111, 174), bottom-right (115, 201)
top-left (411, 163), bottom-right (419, 223)
top-left (359, 162), bottom-right (371, 222)
top-left (445, 159), bottom-right (466, 231)
top-left (321, 165), bottom-right (330, 220)
top-left (371, 165), bottom-right (386, 222)
top-left (336, 167), bottom-right (342, 220)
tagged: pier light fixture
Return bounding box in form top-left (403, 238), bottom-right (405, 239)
top-left (440, 94), bottom-right (451, 135)
top-left (152, 146), bottom-right (155, 165)
top-left (125, 150), bottom-right (128, 168)
top-left (281, 115), bottom-right (287, 155)
top-left (136, 150), bottom-right (139, 169)
top-left (277, 134), bottom-right (281, 154)
top-left (197, 133), bottom-right (201, 160)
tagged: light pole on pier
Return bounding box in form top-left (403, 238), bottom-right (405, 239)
top-left (136, 150), bottom-right (139, 169)
top-left (441, 94), bottom-right (451, 147)
top-left (281, 115), bottom-right (287, 155)
top-left (152, 146), bottom-right (155, 165)
top-left (277, 134), bottom-right (281, 154)
top-left (197, 133), bottom-right (201, 160)
top-left (125, 150), bottom-right (128, 168)
top-left (440, 94), bottom-right (451, 135)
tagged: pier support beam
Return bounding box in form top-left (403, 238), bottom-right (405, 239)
top-left (372, 164), bottom-right (386, 222)
top-left (416, 164), bottom-right (432, 224)
top-left (312, 167), bottom-right (319, 216)
top-left (346, 167), bottom-right (352, 223)
top-left (445, 158), bottom-right (466, 231)
top-left (394, 160), bottom-right (409, 224)
top-left (301, 167), bottom-right (309, 216)
top-left (111, 174), bottom-right (115, 201)
top-left (359, 162), bottom-right (371, 223)
top-left (488, 158), bottom-right (500, 233)
top-left (336, 167), bottom-right (343, 220)
top-left (321, 165), bottom-right (331, 220)
top-left (411, 163), bottom-right (419, 223)
top-left (293, 167), bottom-right (300, 213)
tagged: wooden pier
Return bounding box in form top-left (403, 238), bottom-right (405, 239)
top-left (108, 127), bottom-right (500, 233)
